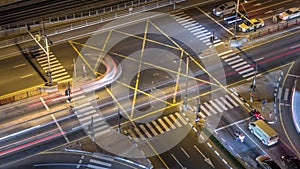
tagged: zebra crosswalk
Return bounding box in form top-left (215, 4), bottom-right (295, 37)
top-left (86, 153), bottom-right (114, 169)
top-left (171, 12), bottom-right (222, 47)
top-left (125, 94), bottom-right (241, 141)
top-left (31, 48), bottom-right (72, 83)
top-left (171, 11), bottom-right (257, 79)
top-left (73, 95), bottom-right (111, 138)
top-left (218, 50), bottom-right (257, 78)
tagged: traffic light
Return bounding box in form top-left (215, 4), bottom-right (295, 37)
top-left (65, 89), bottom-right (69, 96)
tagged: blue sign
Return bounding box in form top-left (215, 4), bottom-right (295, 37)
top-left (262, 100), bottom-right (267, 105)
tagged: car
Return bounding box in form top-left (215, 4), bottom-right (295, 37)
top-left (239, 18), bottom-right (264, 32)
top-left (224, 11), bottom-right (248, 25)
top-left (256, 155), bottom-right (281, 169)
top-left (279, 7), bottom-right (300, 21)
top-left (213, 1), bottom-right (236, 17)
top-left (280, 155), bottom-right (300, 169)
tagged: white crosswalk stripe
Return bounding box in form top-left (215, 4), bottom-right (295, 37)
top-left (32, 48), bottom-right (71, 83)
top-left (172, 11), bottom-right (222, 47)
top-left (125, 94), bottom-right (243, 141)
top-left (86, 153), bottom-right (114, 169)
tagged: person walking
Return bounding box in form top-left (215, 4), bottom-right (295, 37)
top-left (234, 131), bottom-right (240, 142)
top-left (239, 133), bottom-right (245, 143)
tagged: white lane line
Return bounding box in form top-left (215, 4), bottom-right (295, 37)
top-left (146, 123), bottom-right (158, 136)
top-left (254, 57), bottom-right (264, 62)
top-left (152, 121), bottom-right (164, 134)
top-left (214, 116), bottom-right (252, 132)
top-left (190, 27), bottom-right (204, 33)
top-left (224, 55), bottom-right (240, 62)
top-left (158, 118), bottom-right (170, 131)
top-left (204, 102), bottom-right (218, 114)
top-left (284, 88), bottom-right (289, 101)
top-left (209, 100), bottom-right (223, 113)
top-left (51, 114), bottom-right (70, 143)
top-left (235, 64), bottom-right (250, 71)
top-left (232, 61), bottom-right (247, 69)
top-left (193, 29), bottom-right (208, 35)
top-left (13, 63), bottom-right (26, 68)
top-left (197, 7), bottom-right (234, 36)
top-left (220, 97), bottom-right (233, 109)
top-left (239, 67), bottom-right (254, 74)
top-left (242, 71), bottom-right (256, 78)
top-left (175, 16), bottom-right (190, 21)
top-left (40, 97), bottom-right (49, 111)
top-left (225, 95), bottom-right (239, 107)
top-left (20, 74), bottom-right (33, 79)
top-left (140, 125), bottom-right (152, 138)
top-left (163, 116), bottom-right (176, 129)
top-left (90, 159), bottom-right (111, 167)
top-left (170, 114), bottom-right (182, 127)
top-left (181, 20), bottom-right (196, 26)
top-left (230, 93), bottom-right (245, 106)
top-left (171, 154), bottom-right (186, 169)
top-left (288, 74), bottom-right (300, 78)
top-left (180, 147), bottom-right (190, 158)
top-left (200, 105), bottom-right (212, 116)
top-left (215, 98), bottom-right (228, 111)
top-left (184, 23), bottom-right (199, 28)
top-left (196, 32), bottom-right (211, 38)
top-left (134, 127), bottom-right (145, 139)
top-left (218, 50), bottom-right (233, 57)
top-left (228, 58), bottom-right (244, 65)
top-left (126, 129), bottom-right (139, 142)
top-left (175, 112), bottom-right (188, 125)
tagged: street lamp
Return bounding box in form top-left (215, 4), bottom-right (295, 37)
top-left (250, 62), bottom-right (258, 102)
top-left (27, 25), bottom-right (53, 86)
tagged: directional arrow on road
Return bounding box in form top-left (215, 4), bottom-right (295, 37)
top-left (194, 145), bottom-right (215, 168)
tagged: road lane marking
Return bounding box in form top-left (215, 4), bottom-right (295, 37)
top-left (180, 147), bottom-right (190, 158)
top-left (140, 125), bottom-right (152, 138)
top-left (163, 116), bottom-right (176, 129)
top-left (13, 63), bottom-right (26, 68)
top-left (288, 74), bottom-right (300, 78)
top-left (20, 74), bottom-right (33, 79)
top-left (146, 123), bottom-right (158, 135)
top-left (157, 118), bottom-right (170, 131)
top-left (169, 114), bottom-right (182, 127)
top-left (40, 97), bottom-right (49, 111)
top-left (152, 121), bottom-right (164, 134)
top-left (171, 154), bottom-right (185, 169)
top-left (196, 7), bottom-right (234, 36)
top-left (51, 114), bottom-right (70, 143)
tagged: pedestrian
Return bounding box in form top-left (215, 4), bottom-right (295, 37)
top-left (234, 131), bottom-right (240, 142)
top-left (239, 133), bottom-right (245, 143)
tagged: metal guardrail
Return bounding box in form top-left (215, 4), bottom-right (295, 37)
top-left (0, 0), bottom-right (184, 48)
top-left (0, 0), bottom-right (153, 31)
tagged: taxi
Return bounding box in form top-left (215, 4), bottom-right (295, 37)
top-left (239, 18), bottom-right (264, 32)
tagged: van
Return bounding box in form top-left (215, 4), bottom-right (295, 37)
top-left (213, 1), bottom-right (236, 17)
top-left (248, 120), bottom-right (279, 146)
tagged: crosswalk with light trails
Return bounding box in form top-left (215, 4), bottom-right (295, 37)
top-left (31, 48), bottom-right (72, 83)
top-left (73, 95), bottom-right (111, 139)
top-left (171, 11), bottom-right (222, 47)
top-left (125, 94), bottom-right (242, 141)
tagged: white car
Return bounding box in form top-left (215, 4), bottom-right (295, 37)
top-left (279, 7), bottom-right (300, 21)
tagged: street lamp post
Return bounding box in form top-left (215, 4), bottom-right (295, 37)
top-left (27, 26), bottom-right (53, 85)
top-left (250, 62), bottom-right (257, 102)
top-left (183, 57), bottom-right (189, 111)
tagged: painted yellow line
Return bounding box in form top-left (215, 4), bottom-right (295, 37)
top-left (112, 29), bottom-right (181, 50)
top-left (279, 62), bottom-right (300, 157)
top-left (68, 41), bottom-right (99, 77)
top-left (94, 30), bottom-right (112, 70)
top-left (130, 20), bottom-right (149, 119)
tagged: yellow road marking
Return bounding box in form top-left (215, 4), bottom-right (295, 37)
top-left (94, 30), bottom-right (112, 70)
top-left (173, 50), bottom-right (184, 103)
top-left (130, 20), bottom-right (149, 119)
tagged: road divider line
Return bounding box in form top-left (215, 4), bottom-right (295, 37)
top-left (171, 154), bottom-right (185, 169)
top-left (20, 74), bottom-right (33, 79)
top-left (13, 63), bottom-right (26, 68)
top-left (214, 117), bottom-right (252, 132)
top-left (180, 147), bottom-right (190, 158)
top-left (40, 97), bottom-right (49, 111)
top-left (51, 114), bottom-right (70, 143)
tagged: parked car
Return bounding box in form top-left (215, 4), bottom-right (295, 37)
top-left (256, 155), bottom-right (281, 169)
top-left (224, 11), bottom-right (248, 25)
top-left (280, 155), bottom-right (300, 169)
top-left (239, 18), bottom-right (264, 32)
top-left (213, 1), bottom-right (236, 17)
top-left (279, 7), bottom-right (300, 21)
